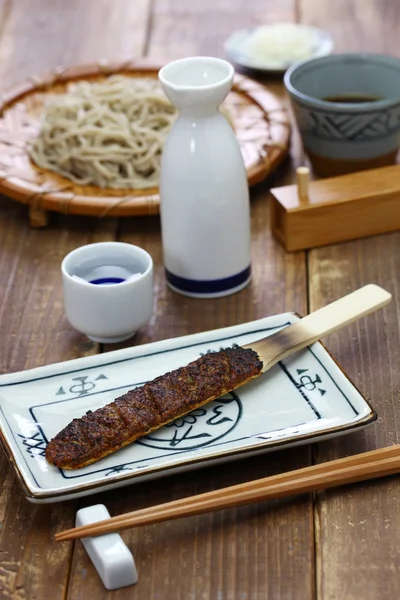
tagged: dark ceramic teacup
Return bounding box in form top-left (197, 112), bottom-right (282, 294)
top-left (284, 53), bottom-right (400, 176)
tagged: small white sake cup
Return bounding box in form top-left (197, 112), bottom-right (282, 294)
top-left (61, 242), bottom-right (153, 343)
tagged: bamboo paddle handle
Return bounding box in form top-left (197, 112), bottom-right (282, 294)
top-left (55, 444), bottom-right (400, 541)
top-left (246, 284), bottom-right (391, 371)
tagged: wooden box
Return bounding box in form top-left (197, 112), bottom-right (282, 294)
top-left (269, 164), bottom-right (400, 251)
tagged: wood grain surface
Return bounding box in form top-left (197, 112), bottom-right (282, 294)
top-left (301, 2), bottom-right (400, 599)
top-left (0, 1), bottom-right (398, 599)
top-left (0, 2), bottom-right (151, 599)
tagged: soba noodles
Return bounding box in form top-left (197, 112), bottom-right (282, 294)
top-left (28, 76), bottom-right (177, 189)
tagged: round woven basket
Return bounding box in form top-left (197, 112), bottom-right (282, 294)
top-left (0, 59), bottom-right (291, 226)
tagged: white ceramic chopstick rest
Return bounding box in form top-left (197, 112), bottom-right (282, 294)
top-left (76, 504), bottom-right (138, 590)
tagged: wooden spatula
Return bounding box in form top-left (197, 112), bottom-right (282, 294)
top-left (245, 283), bottom-right (391, 371)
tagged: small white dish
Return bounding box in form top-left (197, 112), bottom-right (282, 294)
top-left (62, 242), bottom-right (154, 343)
top-left (0, 313), bottom-right (376, 503)
top-left (224, 23), bottom-right (334, 73)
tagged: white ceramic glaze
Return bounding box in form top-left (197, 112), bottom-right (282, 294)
top-left (0, 314), bottom-right (376, 503)
top-left (76, 504), bottom-right (138, 590)
top-left (158, 57), bottom-right (251, 298)
top-left (62, 242), bottom-right (153, 343)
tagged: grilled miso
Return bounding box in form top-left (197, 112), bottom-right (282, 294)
top-left (45, 346), bottom-right (263, 469)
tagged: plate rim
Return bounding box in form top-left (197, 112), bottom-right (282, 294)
top-left (224, 25), bottom-right (334, 73)
top-left (0, 313), bottom-right (377, 502)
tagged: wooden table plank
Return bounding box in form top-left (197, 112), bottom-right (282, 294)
top-left (66, 2), bottom-right (312, 599)
top-left (0, 2), bottom-right (152, 599)
top-left (299, 1), bottom-right (400, 599)
top-left (147, 0), bottom-right (294, 60)
top-left (300, 0), bottom-right (400, 52)
top-left (309, 240), bottom-right (400, 600)
top-left (5, 1), bottom-right (399, 598)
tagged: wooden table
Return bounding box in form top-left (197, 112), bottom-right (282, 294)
top-left (0, 1), bottom-right (399, 598)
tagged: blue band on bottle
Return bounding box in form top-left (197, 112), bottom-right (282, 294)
top-left (89, 277), bottom-right (126, 285)
top-left (165, 266), bottom-right (251, 295)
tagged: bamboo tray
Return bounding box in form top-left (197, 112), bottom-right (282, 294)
top-left (0, 60), bottom-right (290, 226)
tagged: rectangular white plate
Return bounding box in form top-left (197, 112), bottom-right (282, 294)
top-left (0, 314), bottom-right (376, 503)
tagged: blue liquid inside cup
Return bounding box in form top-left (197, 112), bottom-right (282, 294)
top-left (89, 277), bottom-right (126, 285)
top-left (74, 264), bottom-right (139, 285)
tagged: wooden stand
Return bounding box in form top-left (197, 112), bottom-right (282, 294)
top-left (270, 164), bottom-right (400, 251)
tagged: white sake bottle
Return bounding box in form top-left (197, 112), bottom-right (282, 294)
top-left (158, 57), bottom-right (251, 298)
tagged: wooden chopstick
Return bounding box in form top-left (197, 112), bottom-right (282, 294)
top-left (55, 444), bottom-right (400, 542)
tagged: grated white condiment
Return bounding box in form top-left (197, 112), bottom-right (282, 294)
top-left (244, 23), bottom-right (319, 65)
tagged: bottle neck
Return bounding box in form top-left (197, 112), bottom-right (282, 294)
top-left (178, 105), bottom-right (223, 119)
